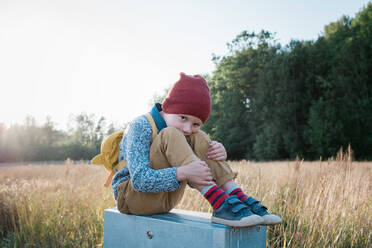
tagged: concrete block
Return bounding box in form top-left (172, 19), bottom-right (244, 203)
top-left (104, 208), bottom-right (266, 248)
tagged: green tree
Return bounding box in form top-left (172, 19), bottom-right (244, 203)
top-left (305, 3), bottom-right (372, 159)
top-left (203, 31), bottom-right (280, 160)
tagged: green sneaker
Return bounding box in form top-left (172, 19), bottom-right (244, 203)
top-left (211, 196), bottom-right (264, 227)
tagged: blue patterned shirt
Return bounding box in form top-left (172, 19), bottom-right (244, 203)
top-left (111, 104), bottom-right (181, 199)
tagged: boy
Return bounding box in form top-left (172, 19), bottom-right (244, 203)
top-left (111, 73), bottom-right (281, 227)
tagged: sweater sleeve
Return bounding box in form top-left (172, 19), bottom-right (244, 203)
top-left (124, 116), bottom-right (181, 193)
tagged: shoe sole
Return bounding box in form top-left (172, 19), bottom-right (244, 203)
top-left (212, 215), bottom-right (263, 227)
top-left (260, 214), bottom-right (282, 225)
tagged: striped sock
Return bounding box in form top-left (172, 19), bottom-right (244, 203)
top-left (203, 185), bottom-right (229, 210)
top-left (228, 186), bottom-right (248, 201)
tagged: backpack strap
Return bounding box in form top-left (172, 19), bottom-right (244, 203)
top-left (145, 113), bottom-right (158, 141)
top-left (104, 160), bottom-right (126, 187)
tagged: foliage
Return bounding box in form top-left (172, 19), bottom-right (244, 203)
top-left (0, 114), bottom-right (122, 163)
top-left (203, 3), bottom-right (372, 160)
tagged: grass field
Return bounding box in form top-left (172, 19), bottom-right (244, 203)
top-left (0, 152), bottom-right (371, 247)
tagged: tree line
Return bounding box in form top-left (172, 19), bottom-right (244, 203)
top-left (202, 3), bottom-right (372, 160)
top-left (1, 3), bottom-right (371, 162)
top-left (0, 114), bottom-right (122, 163)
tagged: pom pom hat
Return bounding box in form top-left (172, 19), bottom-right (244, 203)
top-left (162, 72), bottom-right (211, 123)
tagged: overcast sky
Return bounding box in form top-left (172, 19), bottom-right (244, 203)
top-left (1, 0), bottom-right (369, 130)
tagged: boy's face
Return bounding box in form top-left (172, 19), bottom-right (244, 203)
top-left (163, 113), bottom-right (203, 136)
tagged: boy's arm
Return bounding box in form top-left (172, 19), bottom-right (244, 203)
top-left (125, 117), bottom-right (181, 193)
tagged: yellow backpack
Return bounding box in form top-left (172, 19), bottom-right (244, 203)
top-left (91, 113), bottom-right (158, 187)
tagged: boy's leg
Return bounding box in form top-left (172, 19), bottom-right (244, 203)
top-left (146, 127), bottom-right (243, 216)
top-left (186, 131), bottom-right (280, 225)
top-left (185, 130), bottom-right (237, 187)
top-left (184, 131), bottom-right (265, 226)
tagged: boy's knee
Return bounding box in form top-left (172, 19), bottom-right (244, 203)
top-left (159, 127), bottom-right (185, 139)
top-left (192, 130), bottom-right (211, 142)
top-left (187, 130), bottom-right (211, 150)
top-left (156, 127), bottom-right (188, 149)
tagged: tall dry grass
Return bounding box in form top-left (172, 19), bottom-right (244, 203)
top-left (0, 152), bottom-right (371, 247)
top-left (0, 160), bottom-right (115, 247)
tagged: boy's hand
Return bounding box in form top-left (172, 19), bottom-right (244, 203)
top-left (176, 161), bottom-right (214, 186)
top-left (206, 141), bottom-right (227, 161)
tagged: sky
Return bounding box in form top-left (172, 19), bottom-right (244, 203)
top-left (0, 0), bottom-right (370, 130)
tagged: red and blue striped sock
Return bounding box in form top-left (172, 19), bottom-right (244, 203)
top-left (203, 185), bottom-right (229, 210)
top-left (228, 187), bottom-right (248, 201)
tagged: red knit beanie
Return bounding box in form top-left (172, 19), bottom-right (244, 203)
top-left (162, 72), bottom-right (211, 123)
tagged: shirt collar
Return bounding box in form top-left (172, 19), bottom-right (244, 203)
top-left (150, 103), bottom-right (167, 132)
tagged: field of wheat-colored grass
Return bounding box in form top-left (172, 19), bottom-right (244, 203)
top-left (0, 154), bottom-right (371, 247)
